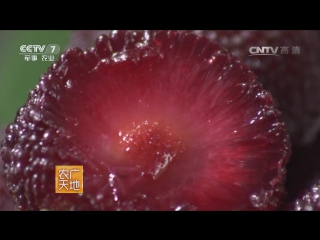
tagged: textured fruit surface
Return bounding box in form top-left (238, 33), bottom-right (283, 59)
top-left (0, 156), bottom-right (13, 209)
top-left (286, 178), bottom-right (320, 211)
top-left (70, 30), bottom-right (320, 146)
top-left (1, 30), bottom-right (291, 210)
top-left (191, 30), bottom-right (320, 147)
top-left (190, 30), bottom-right (320, 203)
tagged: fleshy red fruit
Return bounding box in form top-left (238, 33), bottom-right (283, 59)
top-left (0, 161), bottom-right (14, 210)
top-left (191, 30), bottom-right (320, 202)
top-left (1, 30), bottom-right (291, 210)
top-left (68, 30), bottom-right (320, 206)
top-left (191, 30), bottom-right (320, 147)
top-left (0, 127), bottom-right (14, 210)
